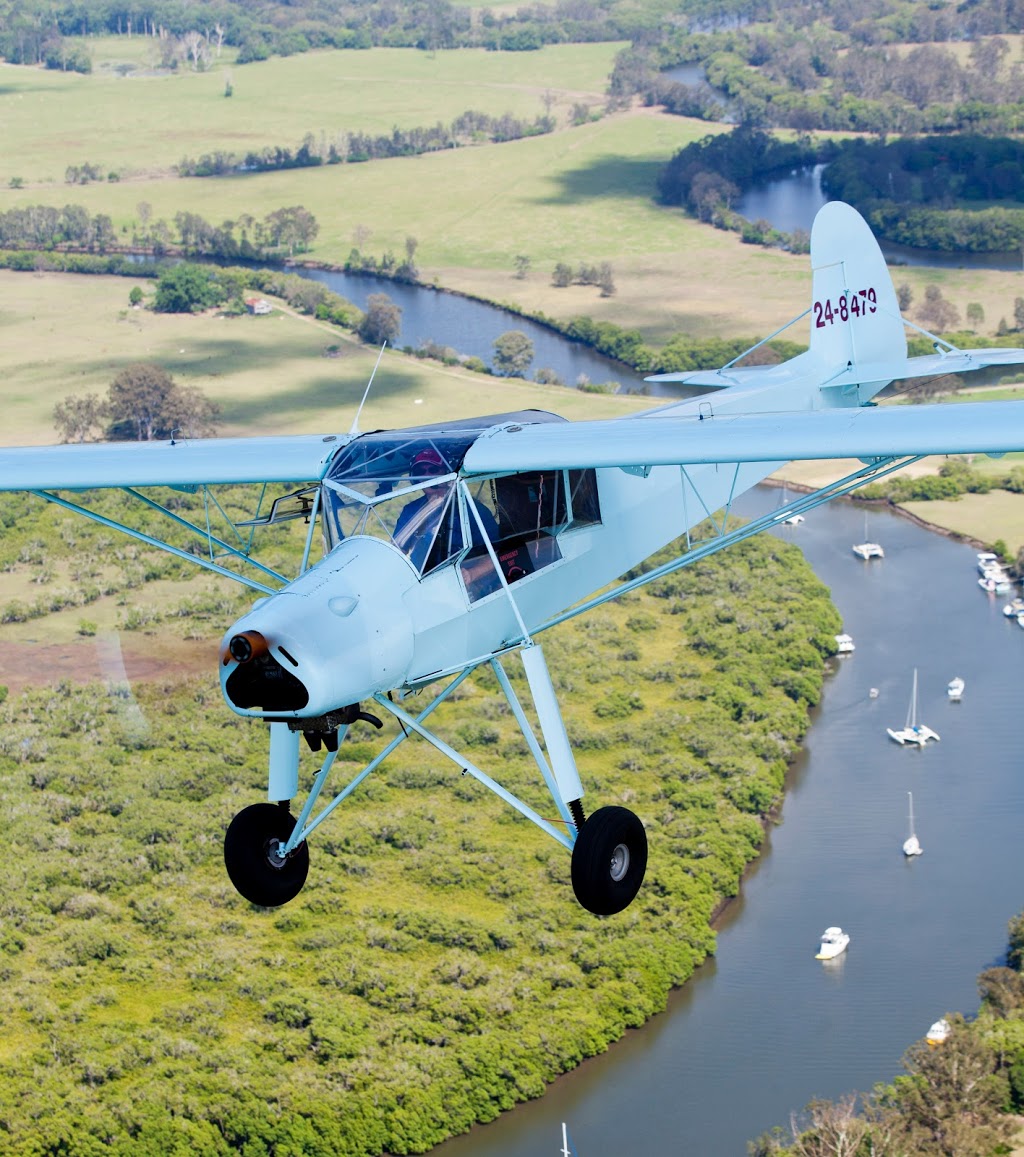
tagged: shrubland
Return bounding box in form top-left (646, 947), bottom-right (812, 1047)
top-left (0, 493), bottom-right (840, 1154)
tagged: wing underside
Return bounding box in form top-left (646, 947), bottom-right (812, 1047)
top-left (0, 434), bottom-right (344, 492)
top-left (462, 400), bottom-right (1024, 475)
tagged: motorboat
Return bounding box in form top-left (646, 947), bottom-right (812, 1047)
top-left (926, 1018), bottom-right (951, 1046)
top-left (946, 676), bottom-right (964, 701)
top-left (835, 633), bottom-right (855, 654)
top-left (781, 513), bottom-right (804, 525)
top-left (977, 551), bottom-right (1000, 574)
top-left (903, 791), bottom-right (922, 857)
top-left (852, 542), bottom-right (884, 560)
top-left (888, 669), bottom-right (940, 745)
top-left (979, 573), bottom-right (1012, 593)
top-left (815, 927), bottom-right (850, 960)
top-left (1003, 598), bottom-right (1024, 618)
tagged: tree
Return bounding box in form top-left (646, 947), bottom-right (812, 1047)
top-left (129, 286), bottom-right (144, 307)
top-left (889, 1018), bottom-right (1012, 1157)
top-left (551, 262), bottom-right (573, 288)
top-left (105, 363), bottom-right (219, 442)
top-left (493, 330), bottom-right (534, 378)
top-left (53, 393), bottom-right (107, 443)
top-left (1015, 297), bottom-right (1024, 331)
top-left (153, 264), bottom-right (225, 313)
top-left (358, 294), bottom-right (401, 346)
top-left (896, 283), bottom-right (913, 311)
top-left (917, 285), bottom-right (960, 333)
top-left (514, 255), bottom-right (531, 280)
top-left (966, 302), bottom-right (985, 329)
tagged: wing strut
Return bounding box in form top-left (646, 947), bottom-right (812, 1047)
top-left (535, 454), bottom-right (922, 633)
top-left (31, 489), bottom-right (281, 594)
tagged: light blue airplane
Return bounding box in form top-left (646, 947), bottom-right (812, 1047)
top-left (2, 202), bottom-right (1022, 915)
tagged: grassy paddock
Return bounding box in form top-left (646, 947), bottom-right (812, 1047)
top-left (0, 44), bottom-right (621, 186)
top-left (0, 270), bottom-right (646, 446)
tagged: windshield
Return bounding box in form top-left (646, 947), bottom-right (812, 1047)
top-left (321, 412), bottom-right (561, 575)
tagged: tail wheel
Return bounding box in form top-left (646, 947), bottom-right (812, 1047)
top-left (224, 803), bottom-right (309, 907)
top-left (571, 805), bottom-right (647, 916)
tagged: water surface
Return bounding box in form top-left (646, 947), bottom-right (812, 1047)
top-left (432, 493), bottom-right (1024, 1155)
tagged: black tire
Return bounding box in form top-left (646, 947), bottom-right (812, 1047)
top-left (224, 803), bottom-right (309, 907)
top-left (571, 805), bottom-right (647, 916)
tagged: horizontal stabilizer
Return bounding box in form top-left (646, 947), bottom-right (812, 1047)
top-left (822, 348), bottom-right (1024, 389)
top-left (0, 434), bottom-right (345, 492)
top-left (462, 400), bottom-right (1024, 474)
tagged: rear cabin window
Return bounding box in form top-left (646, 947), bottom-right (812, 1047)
top-left (459, 467), bottom-right (601, 601)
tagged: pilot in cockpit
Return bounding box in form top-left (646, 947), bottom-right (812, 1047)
top-left (393, 447), bottom-right (498, 573)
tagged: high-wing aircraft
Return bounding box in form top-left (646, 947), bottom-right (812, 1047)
top-left (2, 201), bottom-right (1024, 916)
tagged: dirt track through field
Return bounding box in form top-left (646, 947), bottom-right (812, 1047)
top-left (0, 637), bottom-right (215, 696)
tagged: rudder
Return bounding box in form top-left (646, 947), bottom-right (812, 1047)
top-left (809, 202), bottom-right (906, 370)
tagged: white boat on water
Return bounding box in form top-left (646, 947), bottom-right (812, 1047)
top-left (903, 791), bottom-right (922, 857)
top-left (853, 513), bottom-right (883, 559)
top-left (1003, 598), bottom-right (1024, 617)
top-left (852, 541), bottom-right (884, 560)
top-left (815, 927), bottom-right (850, 960)
top-left (947, 676), bottom-right (964, 701)
top-left (835, 633), bottom-right (855, 654)
top-left (926, 1018), bottom-right (951, 1046)
top-left (888, 669), bottom-right (940, 745)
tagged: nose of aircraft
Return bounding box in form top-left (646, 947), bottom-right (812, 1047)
top-left (219, 539), bottom-right (417, 719)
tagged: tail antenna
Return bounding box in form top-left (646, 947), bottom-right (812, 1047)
top-left (349, 342), bottom-right (387, 437)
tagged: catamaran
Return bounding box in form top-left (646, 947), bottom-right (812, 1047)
top-left (887, 669), bottom-right (940, 746)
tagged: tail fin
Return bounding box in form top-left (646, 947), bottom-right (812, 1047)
top-left (809, 202), bottom-right (906, 370)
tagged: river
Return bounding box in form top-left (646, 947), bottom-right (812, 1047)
top-left (297, 267), bottom-right (660, 394)
top-left (431, 491), bottom-right (1024, 1155)
top-left (735, 166), bottom-right (1024, 271)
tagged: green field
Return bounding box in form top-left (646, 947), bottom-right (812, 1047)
top-left (5, 42), bottom-right (1024, 350)
top-left (0, 43), bottom-right (621, 185)
top-left (0, 270), bottom-right (646, 446)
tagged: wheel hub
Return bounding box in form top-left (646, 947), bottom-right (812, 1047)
top-left (609, 842), bottom-right (630, 882)
top-left (265, 837), bottom-right (289, 870)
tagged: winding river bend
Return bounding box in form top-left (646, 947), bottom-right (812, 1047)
top-left (432, 493), bottom-right (1024, 1155)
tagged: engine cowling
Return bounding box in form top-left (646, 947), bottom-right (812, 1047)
top-left (220, 539), bottom-right (417, 719)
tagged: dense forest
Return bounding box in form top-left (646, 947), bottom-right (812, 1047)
top-left (657, 127), bottom-right (1024, 254)
top-left (0, 486), bottom-right (841, 1154)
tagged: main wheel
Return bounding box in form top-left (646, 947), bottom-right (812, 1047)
top-left (571, 805), bottom-right (647, 916)
top-left (224, 803), bottom-right (309, 907)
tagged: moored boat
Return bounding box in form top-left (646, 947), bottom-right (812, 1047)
top-left (815, 926), bottom-right (850, 960)
top-left (946, 677), bottom-right (964, 701)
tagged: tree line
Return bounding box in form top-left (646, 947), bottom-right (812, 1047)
top-left (177, 110), bottom-right (557, 179)
top-left (0, 201), bottom-right (319, 259)
top-left (657, 126), bottom-right (1024, 255)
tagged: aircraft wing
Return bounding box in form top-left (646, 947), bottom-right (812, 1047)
top-left (0, 434), bottom-right (345, 492)
top-left (462, 400), bottom-right (1024, 474)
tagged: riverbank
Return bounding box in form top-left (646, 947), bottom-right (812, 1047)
top-left (770, 461), bottom-right (1024, 556)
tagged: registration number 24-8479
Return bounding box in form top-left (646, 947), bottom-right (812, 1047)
top-left (814, 287), bottom-right (877, 328)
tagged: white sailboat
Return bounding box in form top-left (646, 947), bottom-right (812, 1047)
top-left (903, 791), bottom-right (922, 856)
top-left (560, 1123), bottom-right (577, 1157)
top-left (852, 511), bottom-right (884, 560)
top-left (887, 669), bottom-right (940, 745)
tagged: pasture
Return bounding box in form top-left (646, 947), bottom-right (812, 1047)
top-left (0, 43), bottom-right (621, 185)
top-left (3, 44), bottom-right (1024, 347)
top-left (0, 270), bottom-right (645, 446)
